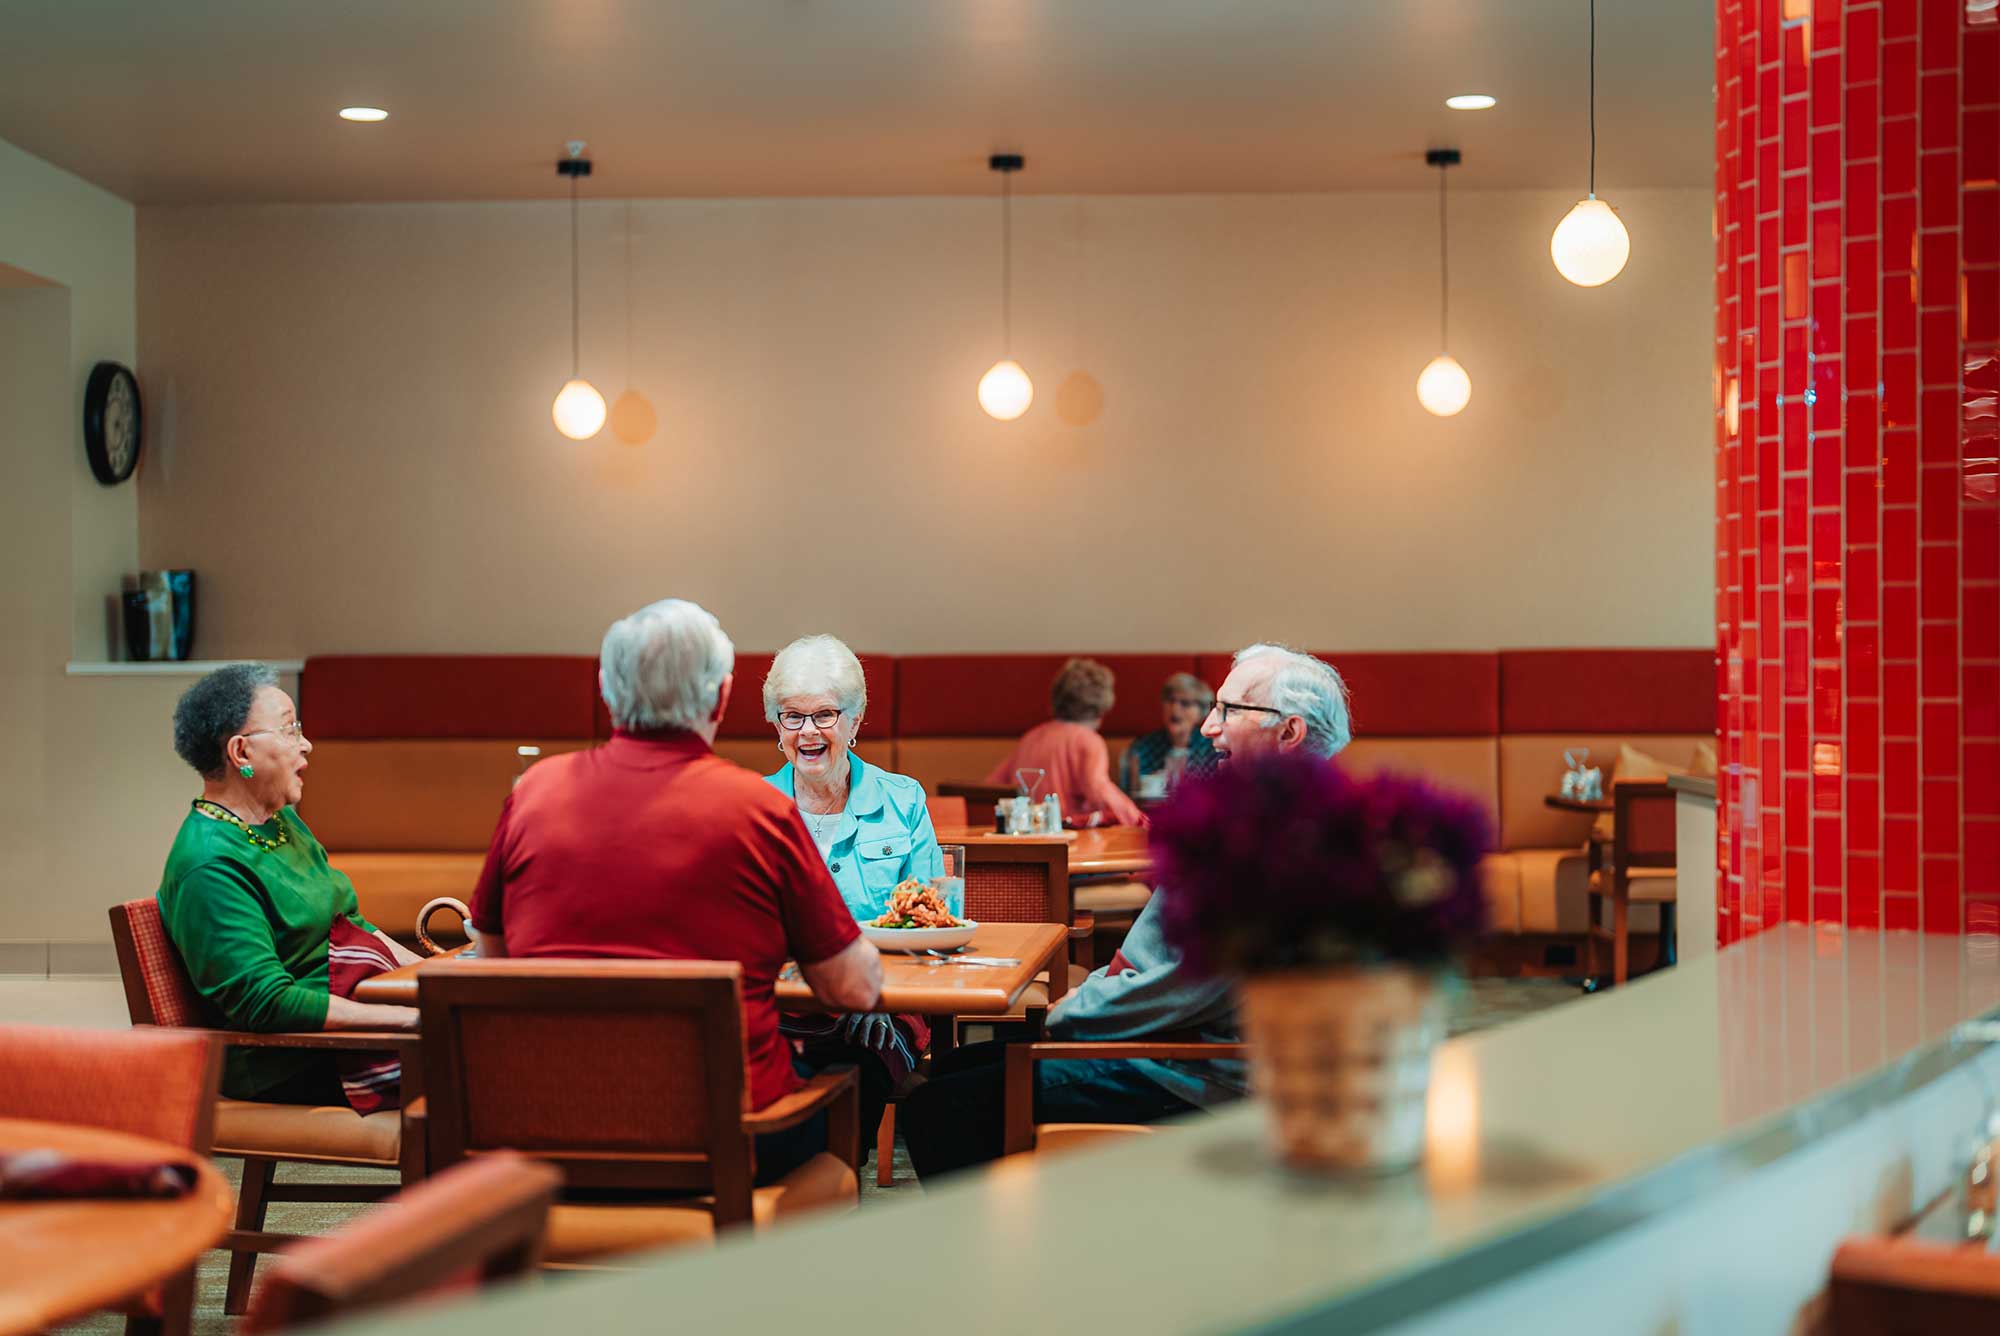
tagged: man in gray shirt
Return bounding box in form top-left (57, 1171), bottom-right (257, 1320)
top-left (901, 644), bottom-right (1350, 1180)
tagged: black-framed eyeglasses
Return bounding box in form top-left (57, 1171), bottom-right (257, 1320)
top-left (778, 708), bottom-right (843, 731)
top-left (1210, 699), bottom-right (1284, 724)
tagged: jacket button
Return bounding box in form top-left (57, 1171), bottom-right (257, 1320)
top-left (880, 845), bottom-right (892, 856)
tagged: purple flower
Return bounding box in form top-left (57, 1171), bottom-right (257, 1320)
top-left (1153, 751), bottom-right (1492, 976)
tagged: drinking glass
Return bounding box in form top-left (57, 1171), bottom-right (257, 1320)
top-left (931, 845), bottom-right (967, 920)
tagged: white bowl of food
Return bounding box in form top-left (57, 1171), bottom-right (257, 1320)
top-left (860, 879), bottom-right (977, 952)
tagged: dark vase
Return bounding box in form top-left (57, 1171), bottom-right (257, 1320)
top-left (163, 569), bottom-right (196, 660)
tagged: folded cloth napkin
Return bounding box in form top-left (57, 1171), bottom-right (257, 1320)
top-left (0, 1149), bottom-right (195, 1200)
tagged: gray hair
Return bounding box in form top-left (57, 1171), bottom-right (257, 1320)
top-left (173, 662), bottom-right (279, 779)
top-left (763, 635), bottom-right (868, 725)
top-left (599, 599), bottom-right (736, 733)
top-left (1234, 643), bottom-right (1351, 757)
top-left (1161, 672), bottom-right (1214, 710)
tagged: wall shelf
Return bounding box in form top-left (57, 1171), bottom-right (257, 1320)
top-left (65, 659), bottom-right (305, 677)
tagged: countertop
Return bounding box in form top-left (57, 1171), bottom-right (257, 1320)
top-left (326, 927), bottom-right (2000, 1336)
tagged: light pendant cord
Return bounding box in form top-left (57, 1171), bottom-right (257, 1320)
top-left (569, 173), bottom-right (581, 377)
top-left (623, 200), bottom-right (633, 386)
top-left (1439, 162), bottom-right (1450, 351)
top-left (1588, 0), bottom-right (1597, 199)
top-left (1001, 168), bottom-right (1013, 355)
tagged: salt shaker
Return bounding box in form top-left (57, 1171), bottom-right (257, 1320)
top-left (1044, 792), bottom-right (1063, 832)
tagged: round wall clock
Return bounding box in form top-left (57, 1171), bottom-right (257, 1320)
top-left (83, 360), bottom-right (143, 485)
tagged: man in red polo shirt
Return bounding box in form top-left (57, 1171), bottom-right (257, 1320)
top-left (469, 597), bottom-right (882, 1181)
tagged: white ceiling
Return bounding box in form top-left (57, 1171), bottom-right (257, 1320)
top-left (0, 0), bottom-right (1714, 204)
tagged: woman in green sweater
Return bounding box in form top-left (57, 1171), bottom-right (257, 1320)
top-left (157, 663), bottom-right (419, 1103)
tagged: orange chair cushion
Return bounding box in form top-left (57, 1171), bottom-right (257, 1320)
top-left (541, 1152), bottom-right (858, 1263)
top-left (213, 1100), bottom-right (402, 1166)
top-left (1589, 867), bottom-right (1680, 903)
top-left (1072, 880), bottom-right (1153, 914)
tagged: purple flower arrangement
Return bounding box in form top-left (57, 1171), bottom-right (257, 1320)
top-left (1153, 752), bottom-right (1493, 976)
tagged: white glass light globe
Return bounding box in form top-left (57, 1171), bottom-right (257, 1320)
top-left (1416, 355), bottom-right (1472, 417)
top-left (551, 378), bottom-right (607, 440)
top-left (1550, 198), bottom-right (1631, 287)
top-left (977, 359), bottom-right (1034, 421)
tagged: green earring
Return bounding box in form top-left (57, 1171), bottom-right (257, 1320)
top-left (239, 765), bottom-right (255, 779)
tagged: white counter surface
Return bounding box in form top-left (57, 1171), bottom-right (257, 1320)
top-left (330, 927), bottom-right (2000, 1335)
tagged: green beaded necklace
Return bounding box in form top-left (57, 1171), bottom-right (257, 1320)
top-left (191, 799), bottom-right (291, 853)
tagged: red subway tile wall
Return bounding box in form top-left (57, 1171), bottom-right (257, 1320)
top-left (1715, 0), bottom-right (1999, 942)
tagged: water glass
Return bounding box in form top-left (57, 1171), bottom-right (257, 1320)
top-left (931, 845), bottom-right (967, 920)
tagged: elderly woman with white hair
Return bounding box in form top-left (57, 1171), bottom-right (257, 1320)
top-left (763, 635), bottom-right (942, 1112)
top-left (763, 635), bottom-right (944, 919)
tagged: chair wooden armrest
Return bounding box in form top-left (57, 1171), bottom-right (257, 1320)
top-left (1002, 1041), bottom-right (1249, 1153)
top-left (741, 1068), bottom-right (861, 1174)
top-left (741, 1069), bottom-right (857, 1134)
top-left (220, 1029), bottom-right (420, 1057)
top-left (1067, 913), bottom-right (1096, 941)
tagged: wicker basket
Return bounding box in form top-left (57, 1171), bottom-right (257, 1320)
top-left (1237, 966), bottom-right (1444, 1174)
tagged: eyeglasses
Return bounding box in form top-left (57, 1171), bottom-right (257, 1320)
top-left (777, 708), bottom-right (843, 731)
top-left (242, 720), bottom-right (308, 744)
top-left (1210, 699), bottom-right (1284, 724)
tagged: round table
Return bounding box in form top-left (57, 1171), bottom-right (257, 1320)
top-left (0, 1118), bottom-right (234, 1335)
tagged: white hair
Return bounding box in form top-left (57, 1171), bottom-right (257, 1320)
top-left (763, 635), bottom-right (868, 725)
top-left (1234, 643), bottom-right (1351, 758)
top-left (598, 599), bottom-right (736, 733)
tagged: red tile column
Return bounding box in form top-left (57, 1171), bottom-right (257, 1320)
top-left (1717, 0), bottom-right (1999, 940)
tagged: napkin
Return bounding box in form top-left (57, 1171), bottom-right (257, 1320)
top-left (0, 1149), bottom-right (196, 1200)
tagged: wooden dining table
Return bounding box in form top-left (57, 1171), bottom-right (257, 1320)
top-left (353, 921), bottom-right (1070, 1016)
top-left (0, 1118), bottom-right (235, 1336)
top-left (937, 824), bottom-right (1152, 877)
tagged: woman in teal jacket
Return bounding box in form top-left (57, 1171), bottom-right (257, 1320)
top-left (764, 635), bottom-right (944, 1159)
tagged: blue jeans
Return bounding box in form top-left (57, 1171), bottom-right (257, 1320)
top-left (899, 1041), bottom-right (1198, 1181)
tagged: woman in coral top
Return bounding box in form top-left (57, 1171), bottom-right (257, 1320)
top-left (987, 657), bottom-right (1146, 827)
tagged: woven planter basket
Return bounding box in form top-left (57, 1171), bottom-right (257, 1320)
top-left (1237, 966), bottom-right (1444, 1174)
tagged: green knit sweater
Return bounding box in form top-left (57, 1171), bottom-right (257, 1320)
top-left (156, 805), bottom-right (378, 1099)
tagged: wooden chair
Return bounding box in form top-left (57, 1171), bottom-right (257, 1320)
top-left (0, 1022), bottom-right (223, 1336)
top-left (936, 780), bottom-right (1014, 828)
top-left (1585, 779), bottom-right (1678, 986)
top-left (1001, 1040), bottom-right (1250, 1156)
top-left (924, 793), bottom-right (969, 828)
top-left (108, 900), bottom-right (423, 1316)
top-left (241, 1152), bottom-right (559, 1332)
top-left (417, 958), bottom-right (860, 1266)
top-left (1829, 1236), bottom-right (2000, 1332)
top-left (880, 838), bottom-right (1089, 1186)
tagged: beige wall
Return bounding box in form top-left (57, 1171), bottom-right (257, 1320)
top-left (136, 188), bottom-right (1714, 658)
top-left (0, 137), bottom-right (174, 946)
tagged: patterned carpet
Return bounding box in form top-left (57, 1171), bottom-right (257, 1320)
top-left (53, 976), bottom-right (1580, 1334)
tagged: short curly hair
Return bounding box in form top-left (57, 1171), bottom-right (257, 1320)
top-left (1050, 657), bottom-right (1116, 723)
top-left (173, 663), bottom-right (277, 779)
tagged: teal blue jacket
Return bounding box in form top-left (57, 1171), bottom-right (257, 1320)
top-left (765, 752), bottom-right (944, 920)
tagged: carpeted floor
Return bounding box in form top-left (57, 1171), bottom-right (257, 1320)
top-left (49, 975), bottom-right (1580, 1334)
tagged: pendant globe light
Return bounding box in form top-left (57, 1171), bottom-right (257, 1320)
top-left (551, 142), bottom-right (606, 441)
top-left (1550, 0), bottom-right (1630, 286)
top-left (1417, 149), bottom-right (1472, 418)
top-left (977, 153), bottom-right (1033, 421)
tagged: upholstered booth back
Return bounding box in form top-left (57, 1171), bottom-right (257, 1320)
top-left (293, 647), bottom-right (1716, 945)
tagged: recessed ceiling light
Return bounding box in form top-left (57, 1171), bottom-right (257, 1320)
top-left (338, 107), bottom-right (389, 122)
top-left (1445, 94), bottom-right (1497, 111)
